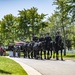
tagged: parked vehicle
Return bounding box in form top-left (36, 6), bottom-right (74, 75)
top-left (0, 47), bottom-right (6, 56)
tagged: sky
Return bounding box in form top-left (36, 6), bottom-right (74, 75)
top-left (0, 0), bottom-right (56, 20)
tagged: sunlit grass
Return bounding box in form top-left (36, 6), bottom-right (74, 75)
top-left (64, 54), bottom-right (75, 58)
top-left (0, 56), bottom-right (28, 75)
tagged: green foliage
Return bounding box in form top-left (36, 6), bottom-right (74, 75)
top-left (0, 7), bottom-right (47, 45)
top-left (40, 0), bottom-right (75, 49)
top-left (0, 1), bottom-right (75, 48)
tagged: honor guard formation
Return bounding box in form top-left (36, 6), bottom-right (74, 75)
top-left (8, 32), bottom-right (64, 60)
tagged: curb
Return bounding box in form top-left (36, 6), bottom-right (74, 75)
top-left (7, 57), bottom-right (42, 75)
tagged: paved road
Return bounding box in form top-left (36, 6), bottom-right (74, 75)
top-left (9, 57), bottom-right (75, 75)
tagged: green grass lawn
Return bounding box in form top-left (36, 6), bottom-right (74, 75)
top-left (64, 54), bottom-right (75, 58)
top-left (0, 56), bottom-right (28, 75)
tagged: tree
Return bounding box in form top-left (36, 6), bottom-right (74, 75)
top-left (18, 9), bottom-right (30, 41)
top-left (53, 0), bottom-right (75, 54)
top-left (0, 14), bottom-right (16, 45)
top-left (27, 7), bottom-right (46, 36)
top-left (18, 7), bottom-right (47, 40)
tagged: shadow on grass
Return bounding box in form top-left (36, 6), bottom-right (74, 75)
top-left (0, 69), bottom-right (12, 74)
